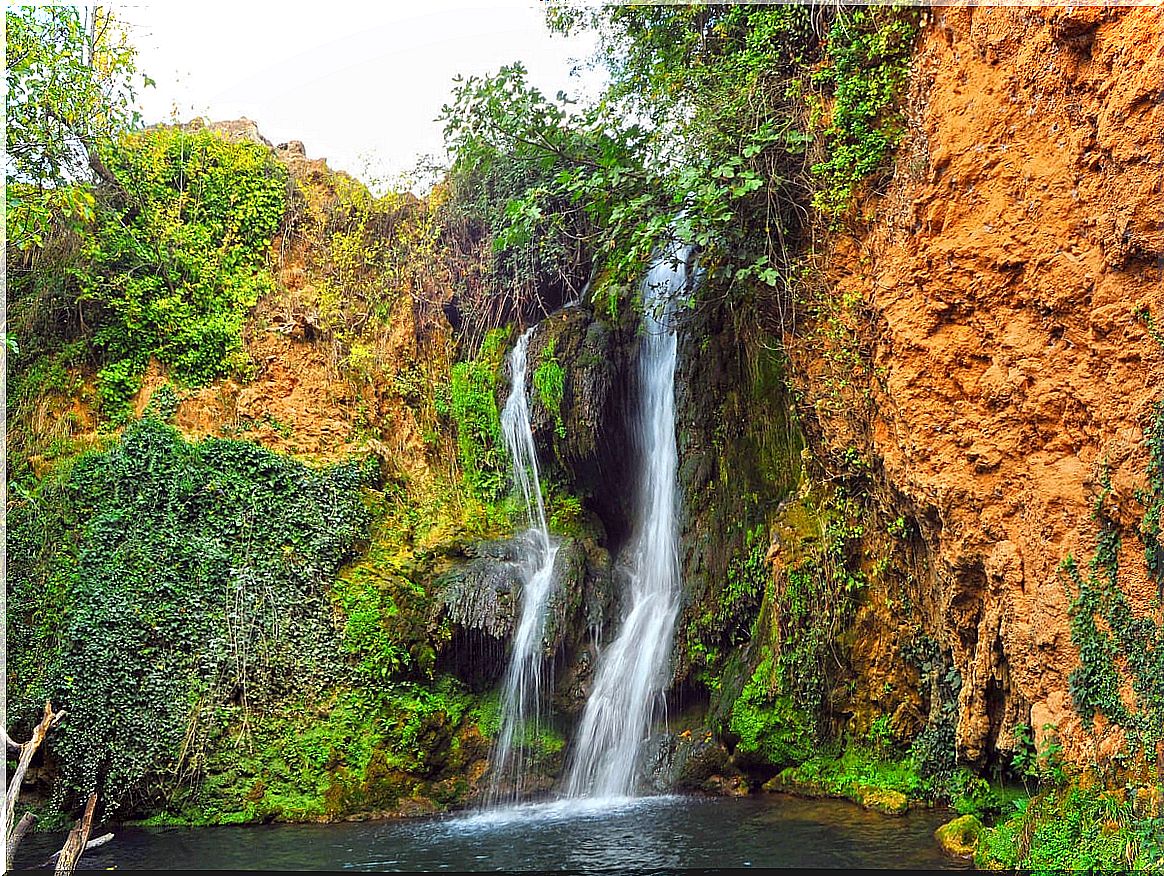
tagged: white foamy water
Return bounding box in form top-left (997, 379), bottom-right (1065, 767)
top-left (487, 328), bottom-right (561, 805)
top-left (564, 243), bottom-right (691, 798)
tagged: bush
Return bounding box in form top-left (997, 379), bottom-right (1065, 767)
top-left (74, 126), bottom-right (287, 404)
top-left (6, 415), bottom-right (373, 814)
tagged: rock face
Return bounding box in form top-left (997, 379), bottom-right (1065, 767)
top-left (521, 305), bottom-right (638, 543)
top-left (433, 534), bottom-right (616, 702)
top-left (792, 6), bottom-right (1164, 765)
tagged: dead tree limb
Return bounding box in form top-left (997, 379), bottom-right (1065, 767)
top-left (42, 833), bottom-right (114, 868)
top-left (9, 812), bottom-right (38, 868)
top-left (4, 701), bottom-right (66, 867)
top-left (54, 792), bottom-right (97, 875)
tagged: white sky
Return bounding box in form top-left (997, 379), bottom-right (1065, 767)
top-left (114, 2), bottom-right (604, 191)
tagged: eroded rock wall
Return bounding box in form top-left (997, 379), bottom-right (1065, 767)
top-left (794, 6), bottom-right (1163, 764)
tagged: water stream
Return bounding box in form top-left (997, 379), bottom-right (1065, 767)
top-left (487, 328), bottom-right (561, 805)
top-left (564, 243), bottom-right (692, 799)
top-left (10, 796), bottom-right (963, 871)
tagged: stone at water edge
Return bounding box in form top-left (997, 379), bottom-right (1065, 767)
top-left (934, 814), bottom-right (984, 860)
top-left (856, 787), bottom-right (909, 816)
top-left (761, 769), bottom-right (909, 816)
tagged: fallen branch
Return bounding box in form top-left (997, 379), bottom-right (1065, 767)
top-left (43, 830), bottom-right (114, 868)
top-left (10, 812), bottom-right (38, 866)
top-left (4, 702), bottom-right (66, 868)
top-left (54, 792), bottom-right (97, 875)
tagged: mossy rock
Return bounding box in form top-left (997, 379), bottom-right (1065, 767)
top-left (857, 787), bottom-right (909, 816)
top-left (762, 767), bottom-right (826, 797)
top-left (935, 814), bottom-right (983, 860)
top-left (763, 767), bottom-right (909, 816)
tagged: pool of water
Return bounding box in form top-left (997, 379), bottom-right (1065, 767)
top-left (13, 794), bottom-right (967, 872)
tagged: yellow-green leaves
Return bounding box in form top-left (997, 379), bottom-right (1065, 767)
top-left (72, 127), bottom-right (287, 418)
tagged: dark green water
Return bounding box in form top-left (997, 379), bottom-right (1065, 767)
top-left (13, 794), bottom-right (967, 872)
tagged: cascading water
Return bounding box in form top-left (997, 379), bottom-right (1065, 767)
top-left (564, 242), bottom-right (691, 799)
top-left (486, 328), bottom-right (561, 805)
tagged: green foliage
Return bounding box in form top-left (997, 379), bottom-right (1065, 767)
top-left (440, 63), bottom-right (608, 338)
top-left (76, 126), bottom-right (287, 414)
top-left (150, 675), bottom-right (482, 824)
top-left (709, 489), bottom-right (866, 768)
top-left (533, 337), bottom-right (566, 438)
top-left (779, 746), bottom-right (927, 800)
top-left (1144, 399), bottom-right (1164, 599)
top-left (5, 6), bottom-right (145, 250)
top-left (685, 525), bottom-right (769, 695)
top-left (778, 745), bottom-right (1011, 821)
top-left (442, 327), bottom-right (510, 501)
top-left (571, 4), bottom-right (822, 297)
top-left (809, 7), bottom-right (921, 220)
top-left (1011, 723), bottom-right (1067, 793)
top-left (294, 174), bottom-right (440, 348)
top-left (1063, 474), bottom-right (1164, 757)
top-left (144, 383), bottom-right (181, 422)
top-left (728, 657), bottom-right (813, 768)
top-left (5, 415), bottom-right (374, 814)
top-left (770, 493), bottom-right (866, 739)
top-left (901, 632), bottom-right (963, 783)
top-left (976, 785), bottom-right (1164, 872)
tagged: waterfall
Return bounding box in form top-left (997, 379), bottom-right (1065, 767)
top-left (564, 243), bottom-right (691, 799)
top-left (487, 328), bottom-right (561, 805)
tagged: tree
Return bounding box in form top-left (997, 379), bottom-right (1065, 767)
top-left (5, 5), bottom-right (147, 249)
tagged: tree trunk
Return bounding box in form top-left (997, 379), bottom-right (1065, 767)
top-left (54, 792), bottom-right (98, 875)
top-left (4, 701), bottom-right (66, 860)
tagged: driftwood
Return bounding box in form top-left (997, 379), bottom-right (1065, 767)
top-left (5, 703), bottom-right (112, 874)
top-left (10, 812), bottom-right (38, 864)
top-left (42, 832), bottom-right (114, 867)
top-left (4, 702), bottom-right (66, 869)
top-left (54, 792), bottom-right (98, 875)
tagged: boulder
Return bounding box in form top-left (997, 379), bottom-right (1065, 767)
top-left (934, 814), bottom-right (984, 860)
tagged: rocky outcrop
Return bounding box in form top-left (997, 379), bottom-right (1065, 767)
top-left (519, 305), bottom-right (638, 543)
top-left (432, 534), bottom-right (618, 703)
top-left (792, 5), bottom-right (1164, 765)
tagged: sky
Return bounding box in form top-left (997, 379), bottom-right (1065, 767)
top-left (114, 1), bottom-right (604, 191)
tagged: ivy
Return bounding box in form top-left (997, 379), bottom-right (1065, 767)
top-left (5, 415), bottom-right (375, 814)
top-left (810, 6), bottom-right (921, 220)
top-left (1064, 456), bottom-right (1164, 758)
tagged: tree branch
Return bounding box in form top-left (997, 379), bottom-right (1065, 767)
top-left (54, 792), bottom-right (98, 875)
top-left (4, 702), bottom-right (66, 868)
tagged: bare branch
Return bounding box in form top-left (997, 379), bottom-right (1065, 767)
top-left (54, 792), bottom-right (98, 875)
top-left (43, 832), bottom-right (114, 868)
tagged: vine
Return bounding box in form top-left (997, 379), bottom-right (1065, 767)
top-left (5, 415), bottom-right (375, 813)
top-left (809, 6), bottom-right (922, 221)
top-left (1064, 449), bottom-right (1164, 761)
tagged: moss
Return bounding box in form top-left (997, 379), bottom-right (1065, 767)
top-left (141, 675), bottom-right (493, 826)
top-left (728, 659), bottom-right (814, 769)
top-left (532, 336), bottom-right (566, 438)
top-left (935, 814), bottom-right (983, 860)
top-left (762, 745), bottom-right (1014, 822)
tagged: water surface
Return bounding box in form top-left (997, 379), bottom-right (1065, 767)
top-left (14, 794), bottom-right (966, 871)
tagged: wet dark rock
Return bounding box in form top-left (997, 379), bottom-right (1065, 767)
top-left (434, 532), bottom-right (619, 701)
top-left (645, 727), bottom-right (740, 793)
top-left (504, 305), bottom-right (637, 544)
top-left (435, 550), bottom-right (523, 641)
